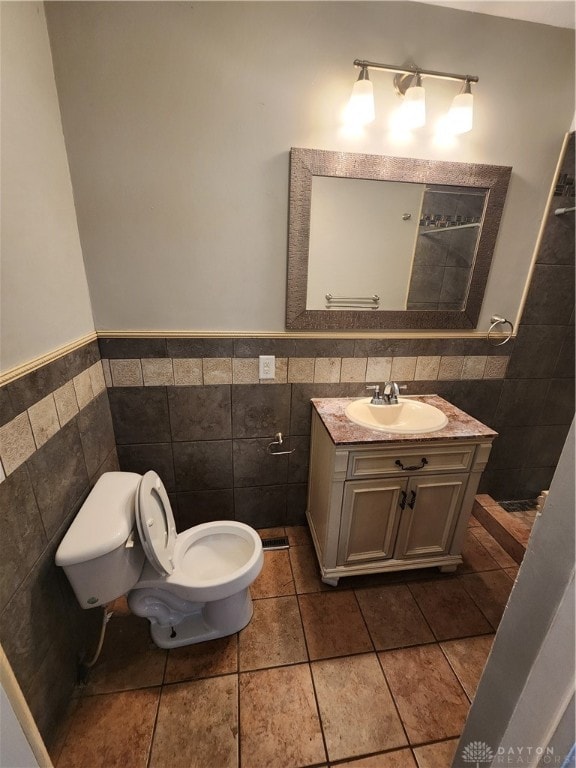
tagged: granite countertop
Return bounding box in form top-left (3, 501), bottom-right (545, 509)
top-left (311, 395), bottom-right (498, 446)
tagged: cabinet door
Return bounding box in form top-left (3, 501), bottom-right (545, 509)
top-left (337, 479), bottom-right (405, 566)
top-left (394, 473), bottom-right (467, 559)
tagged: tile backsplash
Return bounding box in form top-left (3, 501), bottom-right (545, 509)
top-left (103, 351), bottom-right (509, 388)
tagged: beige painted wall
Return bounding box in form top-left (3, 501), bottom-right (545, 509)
top-left (45, 1), bottom-right (574, 333)
top-left (0, 2), bottom-right (95, 373)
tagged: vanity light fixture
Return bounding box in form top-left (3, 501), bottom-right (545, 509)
top-left (399, 72), bottom-right (426, 129)
top-left (347, 59), bottom-right (478, 132)
top-left (446, 79), bottom-right (474, 134)
top-left (344, 65), bottom-right (376, 126)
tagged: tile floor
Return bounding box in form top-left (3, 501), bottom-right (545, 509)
top-left (51, 518), bottom-right (517, 768)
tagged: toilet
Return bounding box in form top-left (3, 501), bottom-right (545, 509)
top-left (55, 470), bottom-right (264, 648)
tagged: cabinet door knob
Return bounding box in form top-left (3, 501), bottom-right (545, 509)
top-left (395, 457), bottom-right (428, 471)
top-left (399, 490), bottom-right (407, 510)
top-left (407, 490), bottom-right (417, 509)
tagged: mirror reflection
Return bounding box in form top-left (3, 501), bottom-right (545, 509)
top-left (307, 178), bottom-right (488, 312)
top-left (286, 147), bottom-right (512, 331)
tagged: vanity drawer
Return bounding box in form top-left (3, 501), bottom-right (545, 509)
top-left (347, 443), bottom-right (475, 479)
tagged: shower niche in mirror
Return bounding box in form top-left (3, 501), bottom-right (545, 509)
top-left (286, 148), bottom-right (512, 330)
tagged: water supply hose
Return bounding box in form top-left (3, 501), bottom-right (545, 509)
top-left (79, 606), bottom-right (114, 681)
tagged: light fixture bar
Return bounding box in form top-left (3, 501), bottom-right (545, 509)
top-left (353, 59), bottom-right (478, 86)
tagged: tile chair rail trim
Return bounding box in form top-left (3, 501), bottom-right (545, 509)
top-left (0, 332), bottom-right (98, 387)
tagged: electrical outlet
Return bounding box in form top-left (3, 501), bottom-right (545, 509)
top-left (259, 355), bottom-right (275, 380)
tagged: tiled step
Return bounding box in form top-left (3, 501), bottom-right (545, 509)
top-left (472, 494), bottom-right (534, 565)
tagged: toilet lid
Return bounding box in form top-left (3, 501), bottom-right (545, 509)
top-left (136, 471), bottom-right (177, 576)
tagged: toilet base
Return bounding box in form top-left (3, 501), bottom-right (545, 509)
top-left (132, 586), bottom-right (255, 649)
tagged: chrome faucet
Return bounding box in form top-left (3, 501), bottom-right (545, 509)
top-left (366, 385), bottom-right (384, 405)
top-left (383, 381), bottom-right (400, 404)
top-left (367, 382), bottom-right (406, 405)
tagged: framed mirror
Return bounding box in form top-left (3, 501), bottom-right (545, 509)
top-left (286, 147), bottom-right (512, 330)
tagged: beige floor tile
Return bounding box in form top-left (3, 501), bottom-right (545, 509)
top-left (440, 635), bottom-right (495, 700)
top-left (251, 549), bottom-right (295, 599)
top-left (355, 584), bottom-right (435, 651)
top-left (238, 595), bottom-right (307, 670)
top-left (57, 688), bottom-right (160, 768)
top-left (408, 579), bottom-right (492, 641)
top-left (289, 543), bottom-right (331, 593)
top-left (240, 665), bottom-right (326, 768)
top-left (379, 645), bottom-right (469, 745)
top-left (312, 654), bottom-right (407, 762)
top-left (299, 591), bottom-right (373, 659)
top-left (286, 525), bottom-right (312, 546)
top-left (164, 634), bottom-right (238, 683)
top-left (458, 531), bottom-right (500, 573)
top-left (459, 570), bottom-right (515, 629)
top-left (338, 749), bottom-right (417, 767)
top-left (413, 739), bottom-right (459, 767)
top-left (83, 614), bottom-right (166, 695)
top-left (149, 676), bottom-right (238, 768)
top-left (471, 527), bottom-right (518, 568)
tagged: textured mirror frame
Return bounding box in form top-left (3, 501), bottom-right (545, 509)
top-left (286, 147), bottom-right (512, 330)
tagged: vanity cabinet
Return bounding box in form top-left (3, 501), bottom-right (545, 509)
top-left (306, 399), bottom-right (496, 585)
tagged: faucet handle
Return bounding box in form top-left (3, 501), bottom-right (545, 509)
top-left (366, 385), bottom-right (384, 404)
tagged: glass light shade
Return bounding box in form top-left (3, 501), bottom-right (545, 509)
top-left (447, 91), bottom-right (474, 134)
top-left (400, 83), bottom-right (426, 130)
top-left (344, 78), bottom-right (375, 126)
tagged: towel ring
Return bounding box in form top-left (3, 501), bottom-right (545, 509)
top-left (487, 315), bottom-right (514, 346)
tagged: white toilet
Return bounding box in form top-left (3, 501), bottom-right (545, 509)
top-left (55, 470), bottom-right (264, 648)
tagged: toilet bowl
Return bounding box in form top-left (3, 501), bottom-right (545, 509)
top-left (55, 470), bottom-right (264, 648)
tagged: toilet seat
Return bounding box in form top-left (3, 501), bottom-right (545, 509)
top-left (136, 471), bottom-right (177, 575)
top-left (135, 471), bottom-right (264, 601)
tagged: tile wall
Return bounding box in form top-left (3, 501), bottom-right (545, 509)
top-left (100, 336), bottom-right (513, 532)
top-left (0, 340), bottom-right (118, 745)
top-left (480, 133), bottom-right (575, 499)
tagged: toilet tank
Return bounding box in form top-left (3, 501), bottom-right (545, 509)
top-left (56, 472), bottom-right (145, 608)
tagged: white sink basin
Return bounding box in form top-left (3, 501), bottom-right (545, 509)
top-left (345, 397), bottom-right (448, 434)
